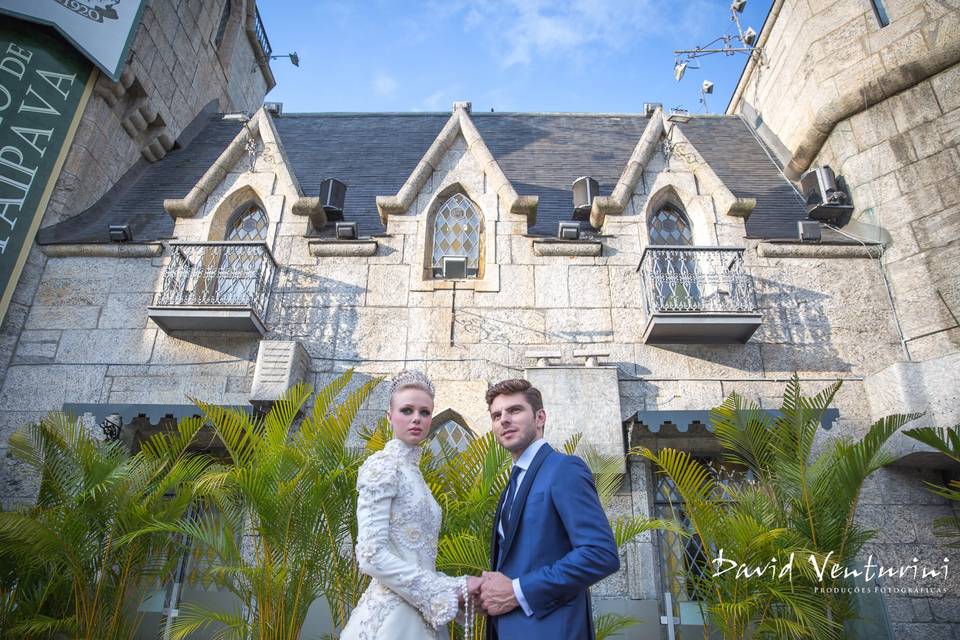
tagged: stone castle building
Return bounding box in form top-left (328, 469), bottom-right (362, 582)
top-left (1, 0), bottom-right (958, 638)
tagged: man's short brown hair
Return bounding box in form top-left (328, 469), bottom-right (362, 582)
top-left (485, 379), bottom-right (544, 413)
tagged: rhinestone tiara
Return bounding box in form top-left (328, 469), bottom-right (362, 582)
top-left (389, 369), bottom-right (435, 398)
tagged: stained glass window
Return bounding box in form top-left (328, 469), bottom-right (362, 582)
top-left (648, 204), bottom-right (693, 246)
top-left (216, 203), bottom-right (268, 305)
top-left (226, 204), bottom-right (268, 241)
top-left (427, 419), bottom-right (473, 459)
top-left (431, 193), bottom-right (482, 278)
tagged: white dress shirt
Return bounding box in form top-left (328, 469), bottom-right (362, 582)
top-left (498, 437), bottom-right (547, 617)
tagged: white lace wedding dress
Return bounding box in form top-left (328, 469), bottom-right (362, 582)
top-left (341, 438), bottom-right (465, 640)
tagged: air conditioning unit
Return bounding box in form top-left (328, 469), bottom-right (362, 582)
top-left (800, 166), bottom-right (853, 222)
top-left (250, 340), bottom-right (310, 410)
top-left (572, 177), bottom-right (599, 220)
top-left (441, 256), bottom-right (467, 279)
top-left (319, 177), bottom-right (347, 220)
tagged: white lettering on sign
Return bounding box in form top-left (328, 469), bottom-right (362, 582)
top-left (0, 197), bottom-right (25, 231)
top-left (0, 41), bottom-right (79, 254)
top-left (18, 84), bottom-right (60, 116)
top-left (36, 69), bottom-right (75, 99)
top-left (10, 126), bottom-right (52, 157)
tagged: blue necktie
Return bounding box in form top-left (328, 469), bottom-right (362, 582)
top-left (500, 465), bottom-right (523, 536)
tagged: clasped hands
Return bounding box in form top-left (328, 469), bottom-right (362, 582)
top-left (464, 571), bottom-right (517, 616)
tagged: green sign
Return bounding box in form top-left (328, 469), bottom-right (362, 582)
top-left (0, 22), bottom-right (93, 324)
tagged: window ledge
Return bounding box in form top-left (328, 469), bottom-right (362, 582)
top-left (532, 239), bottom-right (602, 257)
top-left (757, 242), bottom-right (881, 259)
top-left (40, 243), bottom-right (164, 258)
top-left (308, 239), bottom-right (378, 257)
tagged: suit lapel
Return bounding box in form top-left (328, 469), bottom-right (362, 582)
top-left (497, 443), bottom-right (554, 567)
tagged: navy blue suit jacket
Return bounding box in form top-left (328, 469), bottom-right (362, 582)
top-left (488, 443), bottom-right (619, 639)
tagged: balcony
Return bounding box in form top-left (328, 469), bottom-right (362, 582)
top-left (638, 246), bottom-right (761, 344)
top-left (253, 6), bottom-right (272, 58)
top-left (148, 242), bottom-right (276, 335)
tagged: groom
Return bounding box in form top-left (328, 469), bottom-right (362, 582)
top-left (476, 379), bottom-right (619, 639)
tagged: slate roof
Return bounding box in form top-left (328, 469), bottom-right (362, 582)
top-left (270, 112), bottom-right (654, 237)
top-left (38, 109), bottom-right (817, 244)
top-left (38, 104), bottom-right (244, 244)
top-left (676, 116), bottom-right (810, 240)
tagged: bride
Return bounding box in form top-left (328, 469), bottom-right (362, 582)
top-left (341, 370), bottom-right (481, 640)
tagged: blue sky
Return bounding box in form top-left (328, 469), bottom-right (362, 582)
top-left (258, 0), bottom-right (772, 114)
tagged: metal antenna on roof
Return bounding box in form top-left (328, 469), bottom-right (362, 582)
top-left (672, 1), bottom-right (763, 89)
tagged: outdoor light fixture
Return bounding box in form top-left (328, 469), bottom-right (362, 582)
top-left (798, 220), bottom-right (821, 243)
top-left (674, 61), bottom-right (687, 81)
top-left (699, 80), bottom-right (715, 112)
top-left (269, 51), bottom-right (299, 67)
top-left (558, 221), bottom-right (580, 240)
top-left (672, 2), bottom-right (760, 84)
top-left (109, 224), bottom-right (132, 242)
top-left (572, 176), bottom-right (599, 220)
top-left (335, 221), bottom-right (357, 240)
top-left (441, 256), bottom-right (467, 279)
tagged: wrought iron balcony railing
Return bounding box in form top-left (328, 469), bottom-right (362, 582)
top-left (637, 246), bottom-right (761, 343)
top-left (149, 242), bottom-right (276, 335)
top-left (253, 7), bottom-right (272, 59)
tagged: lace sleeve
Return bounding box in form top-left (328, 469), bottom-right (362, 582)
top-left (354, 453), bottom-right (465, 628)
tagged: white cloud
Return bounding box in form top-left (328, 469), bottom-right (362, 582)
top-left (373, 73), bottom-right (398, 97)
top-left (456, 0), bottom-right (716, 67)
top-left (421, 84), bottom-right (463, 110)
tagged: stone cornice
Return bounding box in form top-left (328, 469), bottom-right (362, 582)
top-left (590, 108), bottom-right (665, 228)
top-left (40, 243), bottom-right (164, 258)
top-left (163, 109), bottom-right (324, 222)
top-left (308, 239), bottom-right (378, 257)
top-left (375, 103), bottom-right (538, 225)
top-left (532, 239), bottom-right (602, 257)
top-left (757, 242), bottom-right (882, 259)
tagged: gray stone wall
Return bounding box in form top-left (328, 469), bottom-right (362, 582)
top-left (729, 8), bottom-right (960, 630)
top-left (813, 61), bottom-right (960, 363)
top-left (731, 0), bottom-right (959, 169)
top-left (43, 0), bottom-right (270, 227)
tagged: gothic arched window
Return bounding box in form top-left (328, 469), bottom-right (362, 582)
top-left (648, 203), bottom-right (693, 246)
top-left (647, 203), bottom-right (701, 310)
top-left (214, 203), bottom-right (269, 305)
top-left (431, 193), bottom-right (483, 278)
top-left (427, 418), bottom-right (474, 459)
top-left (226, 203), bottom-right (268, 241)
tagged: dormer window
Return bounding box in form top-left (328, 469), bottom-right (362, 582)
top-left (431, 193), bottom-right (483, 279)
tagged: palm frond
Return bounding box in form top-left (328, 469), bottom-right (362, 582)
top-left (593, 612), bottom-right (639, 640)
